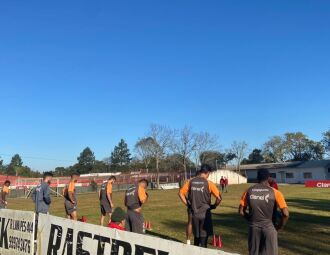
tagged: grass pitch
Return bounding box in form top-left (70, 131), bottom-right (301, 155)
top-left (8, 184), bottom-right (330, 255)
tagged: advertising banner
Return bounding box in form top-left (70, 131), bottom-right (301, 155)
top-left (305, 180), bottom-right (330, 188)
top-left (38, 214), bottom-right (238, 255)
top-left (0, 209), bottom-right (35, 255)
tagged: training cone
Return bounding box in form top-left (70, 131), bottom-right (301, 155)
top-left (218, 235), bottom-right (223, 248)
top-left (212, 235), bottom-right (217, 247)
top-left (81, 216), bottom-right (87, 223)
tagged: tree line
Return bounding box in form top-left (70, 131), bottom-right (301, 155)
top-left (1, 125), bottom-right (329, 184)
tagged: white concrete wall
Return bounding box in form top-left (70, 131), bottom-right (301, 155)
top-left (208, 169), bottom-right (247, 185)
top-left (245, 167), bottom-right (328, 184)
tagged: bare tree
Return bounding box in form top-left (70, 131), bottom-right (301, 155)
top-left (193, 132), bottom-right (219, 170)
top-left (135, 137), bottom-right (154, 173)
top-left (170, 126), bottom-right (197, 180)
top-left (147, 124), bottom-right (174, 187)
top-left (231, 140), bottom-right (248, 173)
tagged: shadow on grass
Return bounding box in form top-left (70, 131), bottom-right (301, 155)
top-left (158, 205), bottom-right (330, 255)
top-left (146, 229), bottom-right (182, 242)
top-left (286, 197), bottom-right (330, 212)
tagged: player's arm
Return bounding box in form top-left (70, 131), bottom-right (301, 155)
top-left (68, 183), bottom-right (75, 204)
top-left (209, 181), bottom-right (222, 209)
top-left (138, 186), bottom-right (148, 204)
top-left (31, 188), bottom-right (36, 203)
top-left (239, 191), bottom-right (249, 220)
top-left (43, 185), bottom-right (51, 205)
top-left (107, 184), bottom-right (114, 207)
top-left (274, 189), bottom-right (289, 230)
top-left (178, 181), bottom-right (189, 206)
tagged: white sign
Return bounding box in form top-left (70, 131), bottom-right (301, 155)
top-left (38, 214), bottom-right (238, 255)
top-left (0, 209), bottom-right (35, 255)
top-left (159, 183), bottom-right (180, 190)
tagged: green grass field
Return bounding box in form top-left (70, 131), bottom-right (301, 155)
top-left (7, 184), bottom-right (330, 255)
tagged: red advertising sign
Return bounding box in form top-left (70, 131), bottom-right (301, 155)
top-left (305, 180), bottom-right (330, 188)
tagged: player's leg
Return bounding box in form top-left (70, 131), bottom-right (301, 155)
top-left (100, 205), bottom-right (105, 225)
top-left (71, 210), bottom-right (77, 221)
top-left (192, 215), bottom-right (201, 246)
top-left (186, 208), bottom-right (193, 244)
top-left (261, 226), bottom-right (278, 255)
top-left (125, 211), bottom-right (132, 232)
top-left (131, 211), bottom-right (144, 234)
top-left (248, 226), bottom-right (261, 255)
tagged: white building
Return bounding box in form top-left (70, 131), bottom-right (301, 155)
top-left (208, 169), bottom-right (247, 185)
top-left (239, 160), bottom-right (330, 184)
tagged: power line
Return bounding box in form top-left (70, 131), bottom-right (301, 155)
top-left (0, 153), bottom-right (75, 163)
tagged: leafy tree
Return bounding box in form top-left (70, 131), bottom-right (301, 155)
top-left (7, 154), bottom-right (23, 176)
top-left (200, 151), bottom-right (236, 170)
top-left (135, 137), bottom-right (155, 173)
top-left (283, 132), bottom-right (324, 161)
top-left (242, 149), bottom-right (264, 164)
top-left (322, 130), bottom-right (330, 157)
top-left (77, 147), bottom-right (95, 174)
top-left (263, 136), bottom-right (286, 163)
top-left (111, 139), bottom-right (132, 167)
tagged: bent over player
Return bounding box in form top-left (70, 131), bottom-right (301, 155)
top-left (99, 175), bottom-right (116, 226)
top-left (239, 169), bottom-right (289, 255)
top-left (179, 164), bottom-right (221, 247)
top-left (125, 179), bottom-right (148, 234)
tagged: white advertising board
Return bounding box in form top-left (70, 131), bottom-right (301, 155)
top-left (159, 183), bottom-right (180, 190)
top-left (38, 214), bottom-right (238, 255)
top-left (0, 209), bottom-right (35, 255)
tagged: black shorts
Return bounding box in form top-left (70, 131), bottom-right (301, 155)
top-left (126, 209), bottom-right (144, 234)
top-left (187, 206), bottom-right (193, 216)
top-left (192, 209), bottom-right (213, 238)
top-left (65, 200), bottom-right (77, 215)
top-left (100, 203), bottom-right (112, 215)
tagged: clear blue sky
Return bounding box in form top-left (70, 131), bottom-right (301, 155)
top-left (0, 1), bottom-right (329, 171)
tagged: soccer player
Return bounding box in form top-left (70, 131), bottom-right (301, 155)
top-left (178, 171), bottom-right (201, 245)
top-left (0, 180), bottom-right (10, 209)
top-left (32, 172), bottom-right (53, 214)
top-left (99, 175), bottom-right (116, 226)
top-left (239, 169), bottom-right (289, 255)
top-left (108, 207), bottom-right (127, 231)
top-left (124, 178), bottom-right (148, 234)
top-left (179, 164), bottom-right (222, 248)
top-left (63, 172), bottom-right (80, 220)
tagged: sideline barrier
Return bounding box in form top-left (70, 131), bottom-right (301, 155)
top-left (38, 214), bottom-right (239, 255)
top-left (0, 209), bottom-right (35, 255)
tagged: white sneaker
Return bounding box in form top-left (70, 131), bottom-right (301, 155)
top-left (186, 240), bottom-right (191, 245)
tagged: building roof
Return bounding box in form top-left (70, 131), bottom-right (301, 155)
top-left (236, 160), bottom-right (330, 171)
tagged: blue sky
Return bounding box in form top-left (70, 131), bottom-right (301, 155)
top-left (0, 1), bottom-right (329, 171)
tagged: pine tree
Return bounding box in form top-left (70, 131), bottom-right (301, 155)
top-left (111, 139), bottom-right (132, 166)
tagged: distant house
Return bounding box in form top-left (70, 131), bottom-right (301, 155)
top-left (239, 160), bottom-right (330, 184)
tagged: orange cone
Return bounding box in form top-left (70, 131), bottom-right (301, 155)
top-left (218, 235), bottom-right (222, 248)
top-left (212, 235), bottom-right (217, 247)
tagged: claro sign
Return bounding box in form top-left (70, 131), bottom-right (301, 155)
top-left (305, 180), bottom-right (330, 188)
